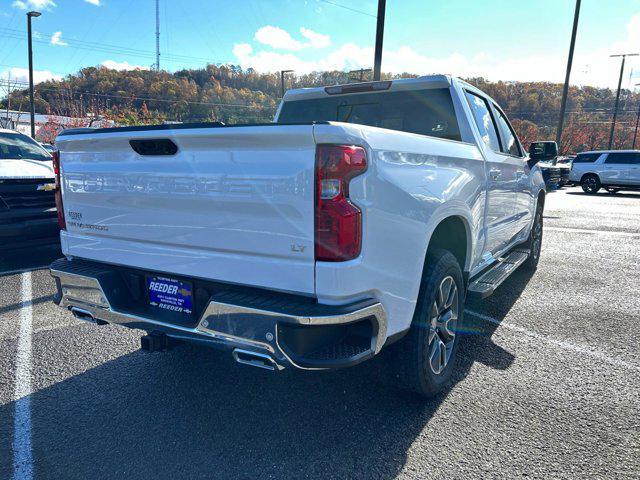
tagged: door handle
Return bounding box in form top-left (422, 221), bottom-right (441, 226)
top-left (489, 169), bottom-right (501, 180)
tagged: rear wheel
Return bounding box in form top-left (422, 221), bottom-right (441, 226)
top-left (523, 200), bottom-right (543, 271)
top-left (385, 249), bottom-right (465, 398)
top-left (581, 174), bottom-right (601, 194)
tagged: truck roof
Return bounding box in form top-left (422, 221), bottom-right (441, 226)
top-left (579, 149), bottom-right (640, 154)
top-left (283, 74), bottom-right (454, 102)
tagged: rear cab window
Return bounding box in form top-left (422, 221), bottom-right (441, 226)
top-left (277, 88), bottom-right (462, 141)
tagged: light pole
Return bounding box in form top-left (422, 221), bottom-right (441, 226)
top-left (633, 83), bottom-right (640, 150)
top-left (556, 0), bottom-right (581, 152)
top-left (27, 10), bottom-right (41, 139)
top-left (280, 70), bottom-right (293, 98)
top-left (372, 0), bottom-right (386, 81)
top-left (608, 53), bottom-right (638, 149)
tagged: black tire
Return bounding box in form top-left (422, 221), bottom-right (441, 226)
top-left (581, 174), bottom-right (601, 194)
top-left (523, 199), bottom-right (543, 271)
top-left (384, 249), bottom-right (465, 398)
top-left (606, 187), bottom-right (620, 194)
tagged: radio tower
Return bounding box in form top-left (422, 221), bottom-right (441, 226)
top-left (155, 0), bottom-right (160, 71)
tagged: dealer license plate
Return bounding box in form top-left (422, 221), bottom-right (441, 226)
top-left (147, 276), bottom-right (193, 315)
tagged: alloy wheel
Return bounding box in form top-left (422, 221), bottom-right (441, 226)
top-left (583, 177), bottom-right (597, 193)
top-left (427, 276), bottom-right (459, 375)
top-left (532, 210), bottom-right (543, 260)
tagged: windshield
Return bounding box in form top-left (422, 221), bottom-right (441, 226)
top-left (0, 131), bottom-right (52, 161)
top-left (277, 87), bottom-right (461, 141)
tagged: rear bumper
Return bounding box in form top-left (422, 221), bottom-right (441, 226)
top-left (50, 257), bottom-right (387, 370)
top-left (0, 213), bottom-right (59, 245)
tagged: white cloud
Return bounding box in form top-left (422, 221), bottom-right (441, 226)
top-left (300, 27), bottom-right (330, 49)
top-left (254, 25), bottom-right (331, 51)
top-left (100, 60), bottom-right (149, 71)
top-left (0, 67), bottom-right (62, 85)
top-left (255, 26), bottom-right (303, 51)
top-left (12, 0), bottom-right (56, 10)
top-left (84, 0), bottom-right (100, 5)
top-left (234, 15), bottom-right (640, 89)
top-left (50, 31), bottom-right (67, 46)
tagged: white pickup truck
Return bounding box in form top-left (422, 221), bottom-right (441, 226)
top-left (50, 75), bottom-right (547, 397)
top-left (1, 129), bottom-right (59, 253)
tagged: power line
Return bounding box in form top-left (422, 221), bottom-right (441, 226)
top-left (4, 78), bottom-right (638, 116)
top-left (316, 0), bottom-right (377, 18)
top-left (0, 27), bottom-right (216, 65)
top-left (0, 79), bottom-right (271, 110)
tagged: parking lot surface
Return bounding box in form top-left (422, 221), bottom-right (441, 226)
top-left (1, 187), bottom-right (639, 479)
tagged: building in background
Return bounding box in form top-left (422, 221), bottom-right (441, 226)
top-left (0, 110), bottom-right (114, 143)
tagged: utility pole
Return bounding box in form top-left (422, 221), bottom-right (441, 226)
top-left (27, 10), bottom-right (41, 138)
top-left (556, 0), bottom-right (581, 152)
top-left (633, 83), bottom-right (640, 149)
top-left (609, 53), bottom-right (638, 149)
top-left (280, 70), bottom-right (293, 98)
top-left (373, 0), bottom-right (386, 81)
top-left (4, 72), bottom-right (11, 128)
top-left (155, 0), bottom-right (160, 71)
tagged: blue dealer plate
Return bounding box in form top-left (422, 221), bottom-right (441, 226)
top-left (147, 276), bottom-right (193, 315)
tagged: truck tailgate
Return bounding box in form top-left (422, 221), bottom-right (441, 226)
top-left (56, 124), bottom-right (317, 294)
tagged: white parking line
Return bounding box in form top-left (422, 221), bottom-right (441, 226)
top-left (465, 309), bottom-right (640, 373)
top-left (13, 272), bottom-right (33, 480)
top-left (0, 266), bottom-right (49, 278)
top-left (546, 226), bottom-right (640, 237)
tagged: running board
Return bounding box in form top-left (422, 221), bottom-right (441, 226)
top-left (467, 249), bottom-right (530, 299)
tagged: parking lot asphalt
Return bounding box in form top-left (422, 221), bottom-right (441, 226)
top-left (0, 186), bottom-right (639, 480)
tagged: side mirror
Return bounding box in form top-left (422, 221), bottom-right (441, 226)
top-left (528, 141), bottom-right (558, 168)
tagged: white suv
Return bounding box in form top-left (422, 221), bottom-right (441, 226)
top-left (569, 150), bottom-right (640, 194)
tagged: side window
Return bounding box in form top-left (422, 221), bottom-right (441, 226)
top-left (605, 152), bottom-right (637, 164)
top-left (464, 91), bottom-right (501, 152)
top-left (493, 106), bottom-right (522, 157)
top-left (573, 153), bottom-right (600, 163)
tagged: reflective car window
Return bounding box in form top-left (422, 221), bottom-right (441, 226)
top-left (0, 132), bottom-right (52, 161)
top-left (464, 91), bottom-right (501, 151)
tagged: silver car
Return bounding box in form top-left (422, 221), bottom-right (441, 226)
top-left (568, 150), bottom-right (640, 194)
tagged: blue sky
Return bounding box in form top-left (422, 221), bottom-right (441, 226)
top-left (1, 0), bottom-right (640, 89)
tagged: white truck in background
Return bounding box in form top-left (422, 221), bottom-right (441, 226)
top-left (0, 129), bottom-right (59, 254)
top-left (50, 75), bottom-right (548, 397)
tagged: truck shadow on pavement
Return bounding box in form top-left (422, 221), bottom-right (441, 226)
top-left (565, 191), bottom-right (640, 199)
top-left (0, 271), bottom-right (533, 480)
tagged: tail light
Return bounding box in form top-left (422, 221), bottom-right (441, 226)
top-left (52, 150), bottom-right (66, 230)
top-left (315, 145), bottom-right (367, 261)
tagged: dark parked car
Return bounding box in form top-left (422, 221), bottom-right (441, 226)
top-left (529, 141), bottom-right (562, 189)
top-left (0, 129), bottom-right (60, 254)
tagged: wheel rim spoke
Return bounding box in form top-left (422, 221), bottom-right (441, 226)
top-left (427, 275), bottom-right (459, 375)
top-left (429, 337), bottom-right (445, 374)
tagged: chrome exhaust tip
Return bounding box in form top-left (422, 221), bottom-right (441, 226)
top-left (70, 307), bottom-right (96, 323)
top-left (70, 307), bottom-right (107, 325)
top-left (232, 348), bottom-right (279, 371)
